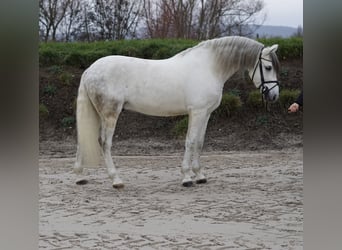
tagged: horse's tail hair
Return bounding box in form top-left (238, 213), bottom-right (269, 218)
top-left (76, 79), bottom-right (102, 168)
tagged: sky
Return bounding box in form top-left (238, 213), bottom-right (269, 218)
top-left (262, 0), bottom-right (303, 28)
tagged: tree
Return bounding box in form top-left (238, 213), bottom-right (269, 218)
top-left (142, 0), bottom-right (197, 39)
top-left (142, 0), bottom-right (265, 39)
top-left (59, 0), bottom-right (82, 42)
top-left (196, 0), bottom-right (265, 39)
top-left (91, 0), bottom-right (142, 40)
top-left (39, 0), bottom-right (72, 41)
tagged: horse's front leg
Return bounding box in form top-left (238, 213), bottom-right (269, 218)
top-left (191, 114), bottom-right (210, 184)
top-left (181, 110), bottom-right (210, 187)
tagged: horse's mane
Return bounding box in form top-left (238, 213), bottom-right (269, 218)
top-left (177, 36), bottom-right (279, 75)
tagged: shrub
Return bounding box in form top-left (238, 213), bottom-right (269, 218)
top-left (257, 37), bottom-right (303, 60)
top-left (279, 89), bottom-right (301, 108)
top-left (61, 116), bottom-right (76, 128)
top-left (39, 38), bottom-right (302, 68)
top-left (43, 84), bottom-right (57, 95)
top-left (173, 116), bottom-right (188, 137)
top-left (39, 103), bottom-right (49, 118)
top-left (255, 114), bottom-right (269, 126)
top-left (39, 48), bottom-right (63, 66)
top-left (59, 72), bottom-right (74, 85)
top-left (246, 90), bottom-right (263, 108)
top-left (119, 46), bottom-right (140, 57)
top-left (47, 65), bottom-right (63, 74)
top-left (214, 92), bottom-right (242, 117)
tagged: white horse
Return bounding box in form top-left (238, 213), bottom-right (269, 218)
top-left (74, 36), bottom-right (280, 188)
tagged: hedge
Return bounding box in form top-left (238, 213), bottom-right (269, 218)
top-left (39, 37), bottom-right (302, 67)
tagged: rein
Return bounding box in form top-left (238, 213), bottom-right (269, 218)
top-left (251, 47), bottom-right (279, 110)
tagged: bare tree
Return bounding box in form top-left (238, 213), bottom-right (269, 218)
top-left (39, 0), bottom-right (266, 41)
top-left (91, 0), bottom-right (142, 40)
top-left (142, 0), bottom-right (265, 40)
top-left (39, 0), bottom-right (72, 41)
top-left (142, 0), bottom-right (198, 39)
top-left (142, 0), bottom-right (173, 38)
top-left (59, 0), bottom-right (82, 41)
top-left (195, 0), bottom-right (265, 39)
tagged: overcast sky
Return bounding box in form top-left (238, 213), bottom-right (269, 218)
top-left (262, 0), bottom-right (303, 28)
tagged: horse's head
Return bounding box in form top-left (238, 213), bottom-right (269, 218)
top-left (249, 45), bottom-right (280, 102)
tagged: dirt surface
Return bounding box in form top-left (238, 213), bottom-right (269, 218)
top-left (39, 139), bottom-right (303, 249)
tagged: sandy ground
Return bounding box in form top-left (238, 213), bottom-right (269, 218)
top-left (39, 140), bottom-right (303, 249)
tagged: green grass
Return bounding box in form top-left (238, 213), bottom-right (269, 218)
top-left (39, 37), bottom-right (302, 68)
top-left (39, 39), bottom-right (198, 67)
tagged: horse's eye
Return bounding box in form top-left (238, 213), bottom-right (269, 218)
top-left (265, 65), bottom-right (272, 71)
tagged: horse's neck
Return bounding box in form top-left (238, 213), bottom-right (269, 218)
top-left (211, 46), bottom-right (254, 84)
top-left (185, 47), bottom-right (239, 83)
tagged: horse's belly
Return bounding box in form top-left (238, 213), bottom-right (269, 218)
top-left (123, 92), bottom-right (187, 116)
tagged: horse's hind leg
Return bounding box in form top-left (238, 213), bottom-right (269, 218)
top-left (94, 95), bottom-right (124, 188)
top-left (74, 144), bottom-right (89, 185)
top-left (100, 103), bottom-right (124, 188)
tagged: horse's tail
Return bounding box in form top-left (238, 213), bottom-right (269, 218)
top-left (76, 78), bottom-right (102, 168)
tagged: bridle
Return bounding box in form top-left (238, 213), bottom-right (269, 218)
top-left (251, 47), bottom-right (279, 109)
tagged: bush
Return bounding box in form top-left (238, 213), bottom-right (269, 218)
top-left (43, 84), bottom-right (57, 95)
top-left (61, 116), bottom-right (76, 128)
top-left (257, 37), bottom-right (303, 60)
top-left (246, 90), bottom-right (263, 108)
top-left (279, 89), bottom-right (301, 108)
top-left (59, 72), bottom-right (74, 85)
top-left (47, 65), bottom-right (63, 74)
top-left (255, 114), bottom-right (269, 126)
top-left (39, 38), bottom-right (302, 68)
top-left (214, 92), bottom-right (242, 117)
top-left (173, 116), bottom-right (188, 137)
top-left (39, 104), bottom-right (49, 118)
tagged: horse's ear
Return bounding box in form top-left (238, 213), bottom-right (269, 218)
top-left (263, 44), bottom-right (278, 55)
top-left (270, 44), bottom-right (279, 53)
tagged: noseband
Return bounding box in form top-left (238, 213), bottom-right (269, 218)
top-left (251, 47), bottom-right (279, 109)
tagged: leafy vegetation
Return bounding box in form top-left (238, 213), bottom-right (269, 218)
top-left (214, 92), bottom-right (242, 117)
top-left (257, 37), bottom-right (302, 60)
top-left (43, 84), bottom-right (57, 95)
top-left (278, 89), bottom-right (301, 109)
top-left (172, 116), bottom-right (188, 137)
top-left (39, 37), bottom-right (302, 68)
top-left (39, 103), bottom-right (49, 118)
top-left (61, 116), bottom-right (76, 128)
top-left (39, 39), bottom-right (198, 68)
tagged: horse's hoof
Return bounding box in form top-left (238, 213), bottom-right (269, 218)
top-left (73, 167), bottom-right (83, 174)
top-left (76, 179), bottom-right (88, 185)
top-left (113, 183), bottom-right (124, 189)
top-left (182, 181), bottom-right (193, 187)
top-left (196, 178), bottom-right (207, 184)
